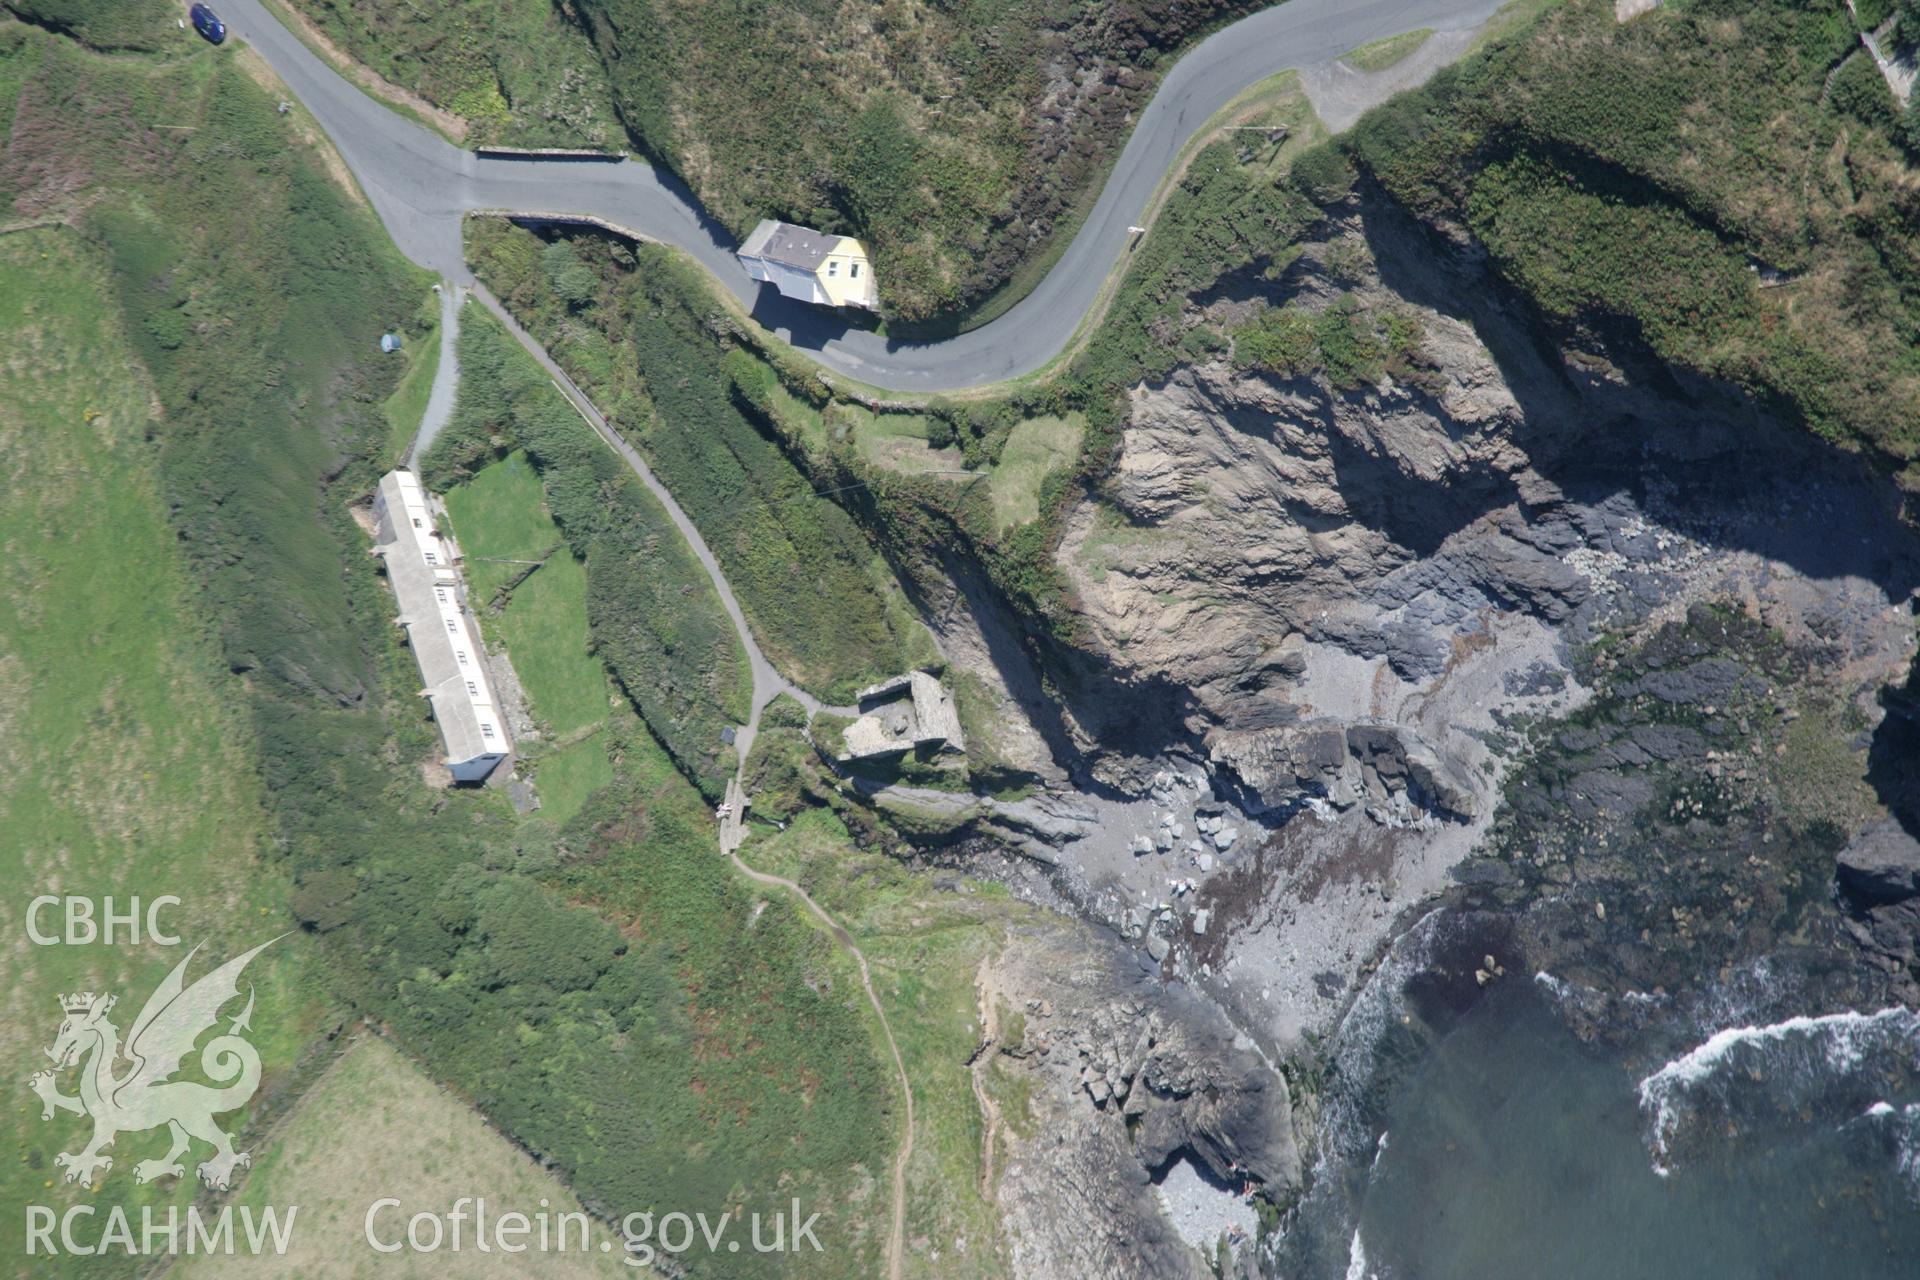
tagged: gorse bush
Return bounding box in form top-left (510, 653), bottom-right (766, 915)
top-left (1232, 297), bottom-right (1431, 390)
top-left (542, 239), bottom-right (599, 308)
top-left (1345, 0), bottom-right (1920, 464)
top-left (468, 220), bottom-right (927, 701)
top-left (2, 31), bottom-right (891, 1268)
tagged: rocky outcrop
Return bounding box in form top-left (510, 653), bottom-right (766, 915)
top-left (1837, 820), bottom-right (1920, 997)
top-left (1020, 206), bottom-right (1920, 1051)
top-left (986, 922), bottom-right (1297, 1279)
top-left (1207, 719), bottom-right (1478, 823)
top-left (1837, 821), bottom-right (1920, 905)
top-left (1052, 207), bottom-right (1919, 809)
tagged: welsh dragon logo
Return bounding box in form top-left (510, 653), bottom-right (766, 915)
top-left (28, 937), bottom-right (279, 1191)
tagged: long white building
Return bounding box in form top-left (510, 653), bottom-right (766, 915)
top-left (372, 469), bottom-right (510, 782)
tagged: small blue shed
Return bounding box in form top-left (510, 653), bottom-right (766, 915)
top-left (379, 333), bottom-right (403, 354)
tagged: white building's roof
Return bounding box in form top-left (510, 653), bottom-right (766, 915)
top-left (737, 219), bottom-right (879, 309)
top-left (739, 219), bottom-right (839, 272)
top-left (372, 470), bottom-right (509, 773)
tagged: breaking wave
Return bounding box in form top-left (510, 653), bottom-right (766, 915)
top-left (1636, 1007), bottom-right (1920, 1174)
top-left (1855, 1099), bottom-right (1920, 1201)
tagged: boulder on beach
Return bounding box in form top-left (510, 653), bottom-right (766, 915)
top-left (1837, 821), bottom-right (1920, 904)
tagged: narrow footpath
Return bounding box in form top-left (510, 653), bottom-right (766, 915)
top-left (406, 281), bottom-right (462, 463)
top-left (468, 285), bottom-right (913, 1280)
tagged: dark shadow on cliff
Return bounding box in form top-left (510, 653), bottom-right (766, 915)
top-left (1869, 636), bottom-right (1920, 840)
top-left (1349, 182), bottom-right (1920, 613)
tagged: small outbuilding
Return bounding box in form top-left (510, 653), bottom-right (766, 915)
top-left (379, 332), bottom-right (403, 354)
top-left (737, 220), bottom-right (879, 310)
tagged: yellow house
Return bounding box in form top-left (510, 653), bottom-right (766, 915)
top-left (737, 219), bottom-right (879, 310)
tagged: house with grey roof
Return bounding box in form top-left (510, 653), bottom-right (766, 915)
top-left (737, 219), bottom-right (879, 310)
top-left (371, 469), bottom-right (511, 783)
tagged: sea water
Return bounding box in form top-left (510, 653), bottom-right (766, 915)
top-left (1347, 981), bottom-right (1920, 1279)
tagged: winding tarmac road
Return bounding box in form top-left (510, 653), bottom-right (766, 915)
top-left (222, 0), bottom-right (1504, 392)
top-left (221, 3), bottom-right (1508, 1270)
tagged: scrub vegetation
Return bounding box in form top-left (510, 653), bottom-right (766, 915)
top-left (1344, 0), bottom-right (1920, 472)
top-left (285, 0), bottom-right (1276, 324)
top-left (425, 310), bottom-right (750, 798)
top-left (279, 0), bottom-right (623, 148)
top-left (468, 220), bottom-right (934, 702)
top-left (1, 26), bottom-right (897, 1270)
top-left (738, 809), bottom-right (1034, 1280)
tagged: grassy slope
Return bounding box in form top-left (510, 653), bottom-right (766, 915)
top-left (989, 413), bottom-right (1084, 532)
top-left (467, 222), bottom-right (935, 703)
top-left (0, 226), bottom-right (327, 1276)
top-left (287, 0), bottom-right (1271, 323)
top-left (1345, 0), bottom-right (1920, 471)
top-left (3, 25), bottom-right (899, 1273)
top-left (175, 1037), bottom-right (627, 1279)
top-left (380, 308), bottom-right (441, 463)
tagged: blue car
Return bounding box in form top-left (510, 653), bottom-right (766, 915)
top-left (189, 4), bottom-right (226, 45)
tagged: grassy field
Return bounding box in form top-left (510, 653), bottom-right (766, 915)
top-left (531, 730), bottom-right (615, 828)
top-left (989, 413), bottom-right (1083, 532)
top-left (445, 451), bottom-right (611, 737)
top-left (175, 1036), bottom-right (628, 1279)
top-left (424, 307), bottom-right (751, 797)
top-left (444, 449), bottom-right (618, 825)
top-left (842, 405), bottom-right (973, 478)
top-left (0, 226), bottom-right (329, 1276)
